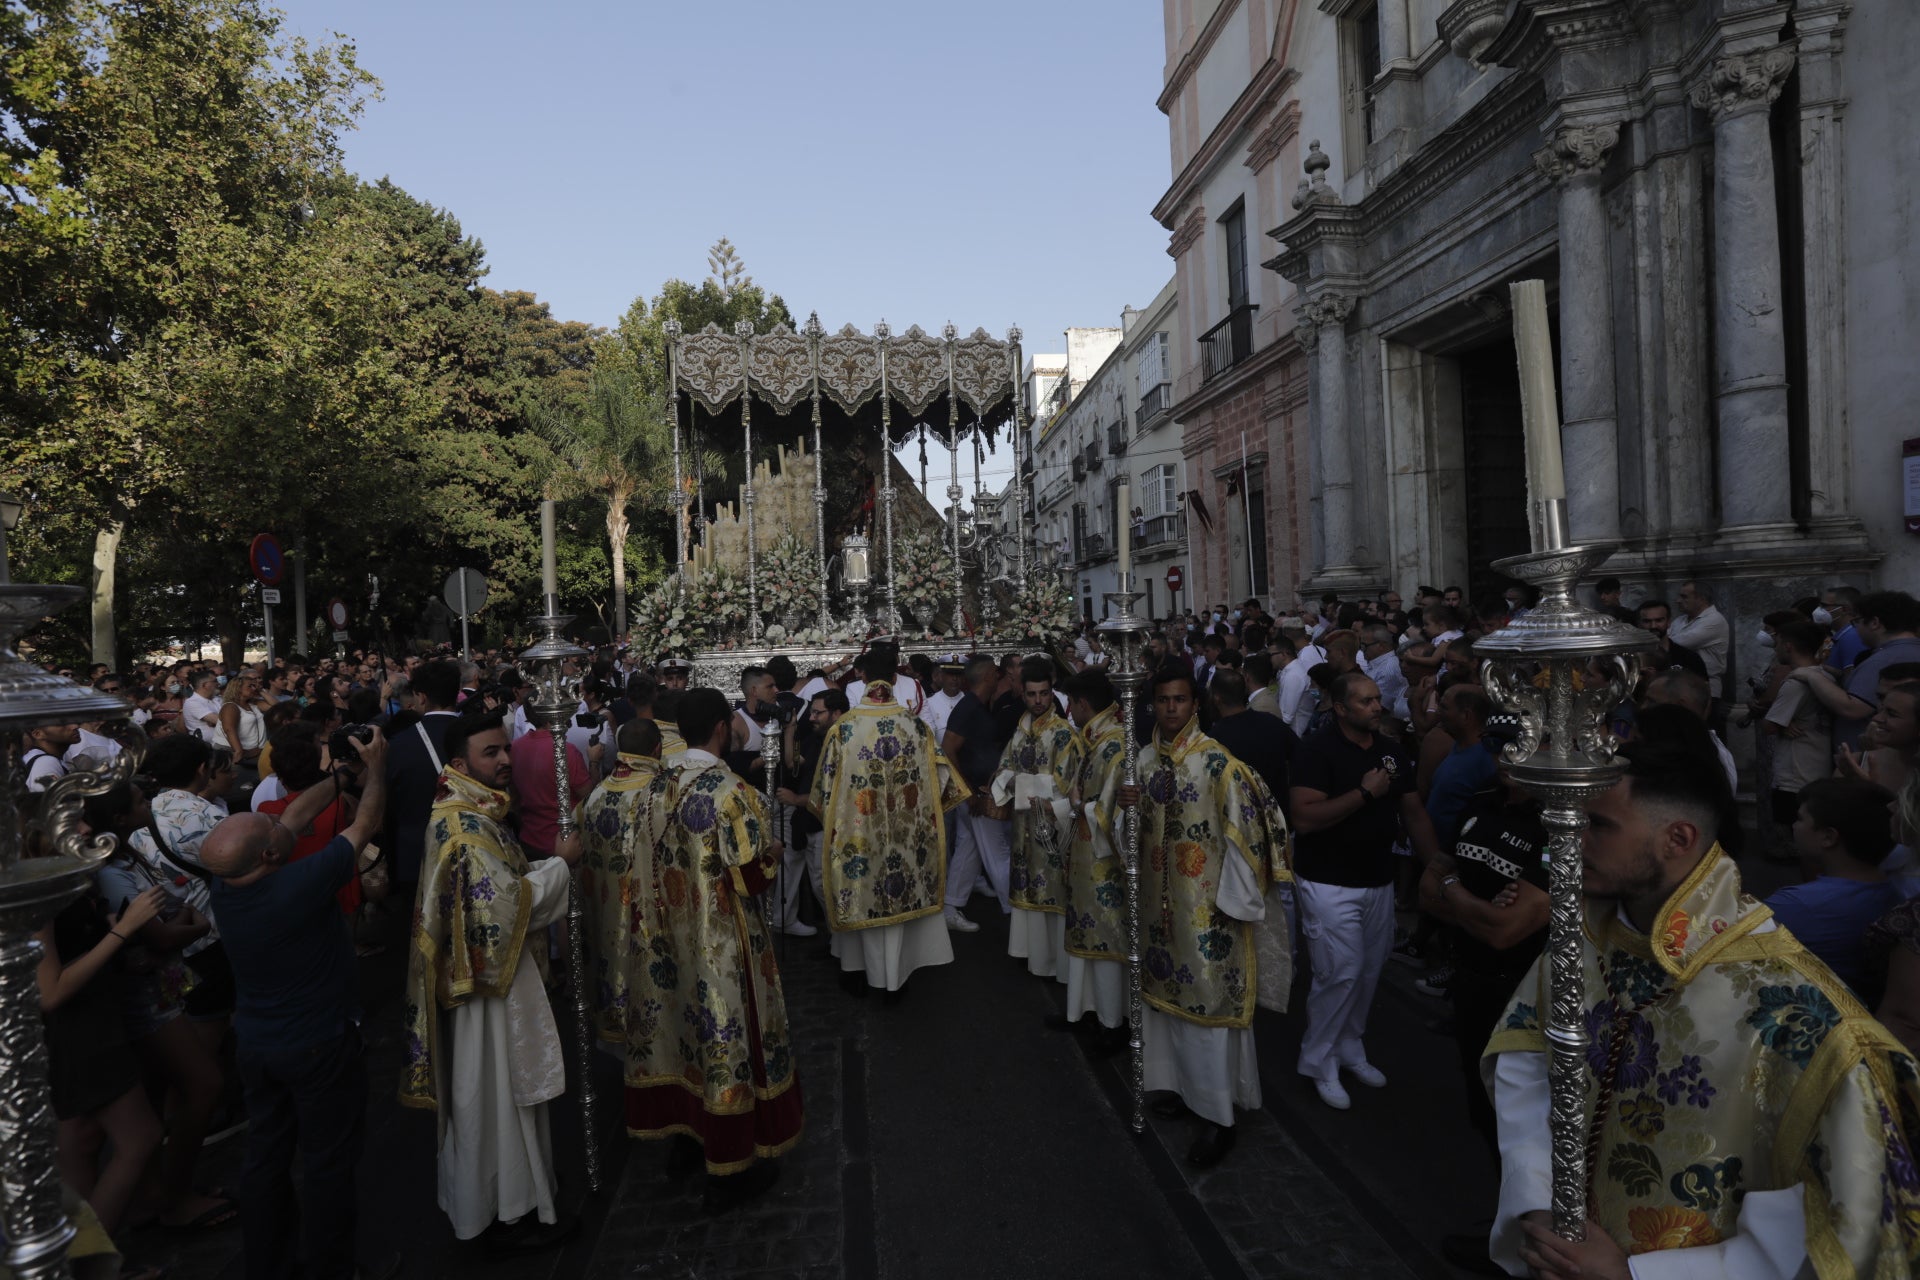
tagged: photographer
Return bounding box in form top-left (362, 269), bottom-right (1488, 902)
top-left (200, 728), bottom-right (389, 1280)
top-left (565, 678), bottom-right (615, 784)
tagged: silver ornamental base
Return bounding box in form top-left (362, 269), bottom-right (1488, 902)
top-left (1476, 535), bottom-right (1652, 1242)
top-left (760, 716), bottom-right (781, 934)
top-left (519, 598), bottom-right (601, 1195)
top-left (0, 585), bottom-right (141, 1280)
top-left (1097, 582), bottom-right (1151, 1135)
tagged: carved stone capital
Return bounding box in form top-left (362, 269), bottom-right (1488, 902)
top-left (1167, 207), bottom-right (1206, 259)
top-left (1532, 122), bottom-right (1620, 184)
top-left (1437, 0), bottom-right (1509, 66)
top-left (1689, 46), bottom-right (1796, 122)
top-left (1294, 292), bottom-right (1355, 345)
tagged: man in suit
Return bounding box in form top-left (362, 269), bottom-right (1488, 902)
top-left (384, 657), bottom-right (462, 889)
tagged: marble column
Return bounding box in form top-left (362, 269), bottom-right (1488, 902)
top-left (1534, 122), bottom-right (1622, 542)
top-left (1297, 292), bottom-right (1357, 571)
top-left (1690, 45), bottom-right (1797, 528)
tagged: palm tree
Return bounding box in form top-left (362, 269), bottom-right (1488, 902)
top-left (533, 362), bottom-right (666, 635)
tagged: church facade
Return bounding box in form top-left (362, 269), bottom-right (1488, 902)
top-left (1159, 0), bottom-right (1918, 687)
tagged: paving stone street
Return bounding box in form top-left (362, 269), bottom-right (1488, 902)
top-left (123, 898), bottom-right (1501, 1280)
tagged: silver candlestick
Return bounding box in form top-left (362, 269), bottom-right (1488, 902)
top-left (0, 585), bottom-right (140, 1280)
top-left (1097, 576), bottom-right (1152, 1135)
top-left (760, 716), bottom-right (781, 933)
top-left (519, 598), bottom-right (601, 1194)
top-left (1475, 511), bottom-right (1651, 1241)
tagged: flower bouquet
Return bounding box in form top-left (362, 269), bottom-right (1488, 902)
top-left (1002, 575), bottom-right (1079, 647)
top-left (889, 530), bottom-right (958, 634)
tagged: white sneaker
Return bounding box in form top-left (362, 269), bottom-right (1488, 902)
top-left (944, 907), bottom-right (981, 933)
top-left (1343, 1061), bottom-right (1387, 1089)
top-left (1314, 1078), bottom-right (1352, 1110)
top-left (779, 920), bottom-right (818, 938)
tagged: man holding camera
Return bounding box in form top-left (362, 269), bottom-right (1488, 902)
top-left (199, 727), bottom-right (391, 1280)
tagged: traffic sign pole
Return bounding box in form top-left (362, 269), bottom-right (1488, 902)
top-left (262, 589), bottom-right (275, 666)
top-left (459, 573), bottom-right (470, 661)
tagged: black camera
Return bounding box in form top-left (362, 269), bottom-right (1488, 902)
top-left (575, 712), bottom-right (602, 729)
top-left (329, 723), bottom-right (375, 760)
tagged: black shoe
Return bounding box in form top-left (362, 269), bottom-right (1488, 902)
top-left (702, 1161), bottom-right (779, 1214)
top-left (1440, 1233), bottom-right (1508, 1277)
top-left (1043, 1012), bottom-right (1075, 1031)
top-left (882, 985), bottom-right (907, 1007)
top-left (1150, 1094), bottom-right (1190, 1119)
top-left (481, 1213), bottom-right (579, 1255)
top-left (1090, 1024), bottom-right (1129, 1058)
top-left (666, 1133), bottom-right (703, 1177)
top-left (1187, 1123), bottom-right (1237, 1168)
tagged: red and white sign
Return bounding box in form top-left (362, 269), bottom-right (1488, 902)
top-left (1165, 565), bottom-right (1184, 593)
top-left (326, 598), bottom-right (350, 629)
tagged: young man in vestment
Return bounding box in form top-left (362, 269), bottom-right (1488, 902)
top-left (810, 670), bottom-right (970, 999)
top-left (1488, 728), bottom-right (1920, 1279)
top-left (576, 718), bottom-right (662, 1047)
top-left (1114, 668), bottom-right (1291, 1167)
top-left (627, 689), bottom-right (801, 1207)
top-left (1056, 669), bottom-right (1129, 1052)
top-left (996, 656), bottom-right (1085, 981)
top-left (400, 712), bottom-right (580, 1250)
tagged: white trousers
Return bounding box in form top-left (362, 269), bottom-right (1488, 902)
top-left (946, 807), bottom-right (1011, 911)
top-left (1066, 955), bottom-right (1125, 1029)
top-left (1294, 878), bottom-right (1396, 1084)
top-left (779, 829), bottom-right (824, 926)
top-left (1007, 908), bottom-right (1066, 979)
top-left (1141, 1007), bottom-right (1260, 1128)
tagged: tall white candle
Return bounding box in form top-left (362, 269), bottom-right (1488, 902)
top-left (1116, 482), bottom-right (1132, 579)
top-left (1510, 281), bottom-right (1566, 541)
top-left (540, 499), bottom-right (558, 598)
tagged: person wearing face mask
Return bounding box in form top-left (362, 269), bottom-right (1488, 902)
top-left (1789, 591), bottom-right (1920, 752)
top-left (1818, 586), bottom-right (1866, 672)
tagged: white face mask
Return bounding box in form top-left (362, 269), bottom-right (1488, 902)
top-left (1757, 629), bottom-right (1775, 647)
top-left (1812, 606), bottom-right (1834, 626)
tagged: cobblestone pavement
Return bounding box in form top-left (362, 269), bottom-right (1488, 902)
top-left (109, 894), bottom-right (1498, 1280)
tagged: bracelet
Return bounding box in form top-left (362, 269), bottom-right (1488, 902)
top-left (109, 930), bottom-right (128, 942)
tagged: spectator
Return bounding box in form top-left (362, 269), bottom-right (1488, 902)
top-left (383, 657), bottom-right (461, 889)
top-left (1358, 622), bottom-right (1407, 723)
top-left (219, 670), bottom-right (269, 791)
top-left (1594, 576), bottom-right (1635, 623)
top-left (1425, 685), bottom-right (1497, 848)
top-left (1765, 778), bottom-right (1899, 1004)
top-left (1290, 672), bottom-right (1442, 1109)
top-left (507, 720), bottom-right (589, 861)
top-left (1206, 669), bottom-right (1297, 819)
top-left (1820, 585), bottom-right (1866, 672)
top-left (37, 871), bottom-right (165, 1238)
top-left (943, 654), bottom-right (1015, 929)
top-left (183, 672), bottom-right (224, 743)
top-left (201, 730), bottom-right (389, 1280)
top-left (1668, 580), bottom-right (1731, 702)
top-left (24, 721), bottom-right (78, 792)
top-left (1635, 599), bottom-right (1711, 681)
top-left (1763, 621), bottom-right (1836, 852)
top-left (1642, 669), bottom-right (1739, 794)
top-left (88, 783), bottom-right (235, 1232)
top-left (1276, 620), bottom-right (1327, 734)
top-left (254, 725), bottom-right (363, 918)
top-left (1244, 651), bottom-right (1281, 718)
top-left (1791, 590), bottom-right (1920, 752)
top-left (1847, 679), bottom-right (1920, 795)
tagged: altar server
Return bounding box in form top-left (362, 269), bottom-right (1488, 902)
top-left (995, 656), bottom-right (1084, 981)
top-left (1058, 669), bottom-right (1130, 1049)
top-left (575, 718), bottom-right (663, 1046)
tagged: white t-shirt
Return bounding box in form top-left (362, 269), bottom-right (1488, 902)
top-left (251, 775), bottom-right (287, 811)
top-left (182, 693), bottom-right (223, 741)
top-left (24, 749), bottom-right (66, 793)
top-left (921, 689), bottom-right (962, 741)
top-left (64, 727), bottom-right (123, 765)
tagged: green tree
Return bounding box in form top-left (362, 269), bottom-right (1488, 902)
top-left (533, 360), bottom-right (666, 636)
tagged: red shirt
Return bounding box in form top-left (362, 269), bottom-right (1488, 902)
top-left (507, 733), bottom-right (590, 857)
top-left (256, 791), bottom-right (361, 914)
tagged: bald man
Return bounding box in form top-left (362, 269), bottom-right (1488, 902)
top-left (203, 728), bottom-right (388, 1280)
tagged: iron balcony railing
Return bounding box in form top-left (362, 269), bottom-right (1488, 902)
top-left (1137, 382), bottom-right (1171, 425)
top-left (1039, 474), bottom-right (1074, 510)
top-left (1137, 513), bottom-right (1183, 548)
top-left (1107, 422), bottom-right (1127, 455)
top-left (1199, 304), bottom-right (1259, 382)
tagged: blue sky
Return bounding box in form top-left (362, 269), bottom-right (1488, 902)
top-left (279, 0), bottom-right (1175, 401)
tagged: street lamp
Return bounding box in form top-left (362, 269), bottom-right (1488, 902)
top-left (0, 493), bottom-right (27, 586)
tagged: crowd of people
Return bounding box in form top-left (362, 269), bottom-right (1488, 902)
top-left (25, 573), bottom-right (1920, 1277)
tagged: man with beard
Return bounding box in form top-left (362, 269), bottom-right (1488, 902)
top-left (811, 666), bottom-right (970, 999)
top-left (1488, 723), bottom-right (1920, 1279)
top-left (400, 712), bottom-right (580, 1250)
top-left (995, 656), bottom-right (1085, 981)
top-left (626, 690), bottom-right (801, 1208)
top-left (1113, 668), bottom-right (1290, 1167)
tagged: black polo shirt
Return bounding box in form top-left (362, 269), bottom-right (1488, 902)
top-left (1448, 788), bottom-right (1549, 976)
top-left (946, 692), bottom-right (1007, 791)
top-left (1289, 722), bottom-right (1414, 888)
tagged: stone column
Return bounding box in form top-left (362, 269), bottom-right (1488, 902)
top-left (1691, 45), bottom-right (1797, 528)
top-left (1534, 122), bottom-right (1622, 542)
top-left (1296, 292), bottom-right (1357, 571)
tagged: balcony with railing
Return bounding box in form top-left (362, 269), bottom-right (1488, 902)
top-left (1136, 513), bottom-right (1184, 551)
top-left (1083, 440), bottom-right (1102, 474)
top-left (1075, 532), bottom-right (1108, 566)
top-left (1199, 304), bottom-right (1259, 383)
top-left (1107, 421), bottom-right (1127, 455)
top-left (1038, 474), bottom-right (1074, 510)
top-left (1137, 382), bottom-right (1171, 425)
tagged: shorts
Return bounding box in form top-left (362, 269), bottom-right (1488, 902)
top-left (183, 941), bottom-right (236, 1019)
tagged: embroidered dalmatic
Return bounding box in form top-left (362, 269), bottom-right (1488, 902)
top-left (1103, 715), bottom-right (1291, 1127)
top-left (994, 705), bottom-right (1085, 979)
top-left (1486, 848), bottom-right (1920, 1277)
top-left (1064, 703), bottom-right (1129, 1027)
top-left (810, 680), bottom-right (970, 990)
top-left (626, 748), bottom-right (802, 1174)
top-left (401, 768), bottom-right (573, 1238)
top-left (576, 751), bottom-right (661, 1045)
